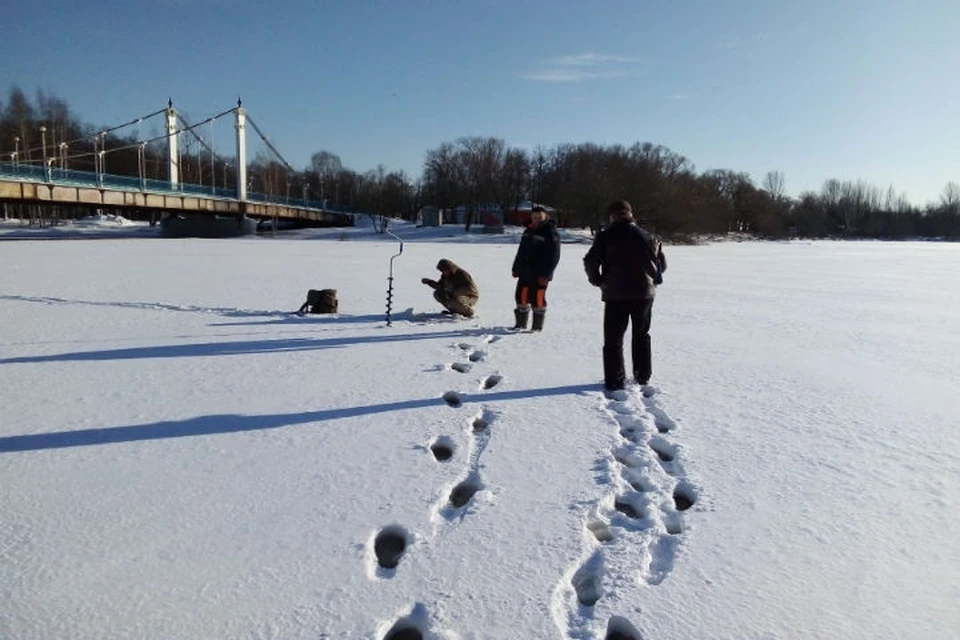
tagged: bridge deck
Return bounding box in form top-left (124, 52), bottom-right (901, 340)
top-left (0, 164), bottom-right (354, 226)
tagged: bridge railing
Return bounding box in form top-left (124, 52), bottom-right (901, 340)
top-left (0, 162), bottom-right (48, 183)
top-left (245, 191), bottom-right (357, 215)
top-left (0, 161), bottom-right (356, 213)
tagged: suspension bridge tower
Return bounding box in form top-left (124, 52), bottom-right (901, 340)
top-left (234, 99), bottom-right (247, 203)
top-left (165, 98), bottom-right (248, 203)
top-left (166, 100), bottom-right (179, 187)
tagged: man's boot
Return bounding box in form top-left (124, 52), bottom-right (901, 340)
top-left (531, 309), bottom-right (546, 331)
top-left (512, 306), bottom-right (529, 330)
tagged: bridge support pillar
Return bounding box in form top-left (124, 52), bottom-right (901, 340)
top-left (166, 101), bottom-right (180, 187)
top-left (235, 101), bottom-right (248, 202)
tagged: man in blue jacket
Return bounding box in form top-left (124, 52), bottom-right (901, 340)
top-left (583, 200), bottom-right (667, 390)
top-left (511, 206), bottom-right (561, 331)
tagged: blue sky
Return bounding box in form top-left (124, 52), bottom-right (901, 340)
top-left (5, 0), bottom-right (959, 204)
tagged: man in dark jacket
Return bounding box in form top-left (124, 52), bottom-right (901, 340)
top-left (510, 206), bottom-right (561, 331)
top-left (583, 200), bottom-right (667, 390)
top-left (421, 258), bottom-right (479, 317)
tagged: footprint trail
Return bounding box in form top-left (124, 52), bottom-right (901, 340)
top-left (553, 383), bottom-right (699, 637)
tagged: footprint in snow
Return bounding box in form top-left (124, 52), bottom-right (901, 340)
top-left (448, 474), bottom-right (482, 509)
top-left (571, 550), bottom-right (604, 607)
top-left (432, 410), bottom-right (495, 523)
top-left (613, 494), bottom-right (646, 520)
top-left (612, 446), bottom-right (645, 469)
top-left (450, 362), bottom-right (472, 373)
top-left (586, 518), bottom-right (615, 543)
top-left (472, 414), bottom-right (490, 433)
top-left (381, 602), bottom-right (429, 640)
top-left (622, 468), bottom-right (655, 493)
top-left (372, 525), bottom-right (410, 571)
top-left (429, 436), bottom-right (455, 462)
top-left (615, 414), bottom-right (644, 441)
top-left (468, 349), bottom-right (486, 362)
top-left (442, 391), bottom-right (463, 408)
top-left (640, 389), bottom-right (676, 433)
top-left (673, 480), bottom-right (698, 512)
top-left (384, 626), bottom-right (421, 640)
top-left (609, 400), bottom-right (632, 415)
top-left (482, 373), bottom-right (502, 390)
top-left (646, 534), bottom-right (680, 586)
top-left (648, 436), bottom-right (679, 471)
top-left (604, 388), bottom-right (630, 401)
top-left (663, 511), bottom-right (683, 535)
top-left (595, 385), bottom-right (695, 591)
top-left (606, 616), bottom-right (643, 640)
top-left (655, 416), bottom-right (675, 433)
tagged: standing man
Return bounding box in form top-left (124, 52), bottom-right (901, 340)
top-left (511, 205), bottom-right (561, 331)
top-left (421, 258), bottom-right (479, 317)
top-left (583, 200), bottom-right (667, 390)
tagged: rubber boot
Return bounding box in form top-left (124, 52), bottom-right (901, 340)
top-left (512, 307), bottom-right (529, 330)
top-left (531, 309), bottom-right (546, 331)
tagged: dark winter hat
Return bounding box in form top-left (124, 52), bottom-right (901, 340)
top-left (531, 205), bottom-right (546, 213)
top-left (436, 258), bottom-right (456, 272)
top-left (607, 200), bottom-right (634, 220)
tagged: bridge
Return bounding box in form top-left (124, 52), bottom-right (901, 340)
top-left (0, 100), bottom-right (357, 235)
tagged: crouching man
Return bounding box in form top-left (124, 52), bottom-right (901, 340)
top-left (421, 258), bottom-right (479, 318)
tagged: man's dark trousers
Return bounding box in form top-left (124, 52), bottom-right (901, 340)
top-left (602, 299), bottom-right (654, 388)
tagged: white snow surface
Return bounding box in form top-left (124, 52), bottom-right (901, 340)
top-left (1, 218), bottom-right (958, 639)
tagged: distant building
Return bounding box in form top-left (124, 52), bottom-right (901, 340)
top-left (506, 201), bottom-right (558, 226)
top-left (477, 205), bottom-right (504, 233)
top-left (417, 204), bottom-right (504, 233)
top-left (417, 206), bottom-right (442, 226)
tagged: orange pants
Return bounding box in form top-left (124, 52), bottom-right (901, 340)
top-left (515, 280), bottom-right (547, 309)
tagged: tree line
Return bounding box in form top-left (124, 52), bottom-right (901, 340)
top-left (2, 86), bottom-right (957, 239)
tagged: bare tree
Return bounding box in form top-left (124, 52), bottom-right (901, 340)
top-left (884, 185), bottom-right (911, 214)
top-left (496, 148), bottom-right (531, 222)
top-left (447, 137), bottom-right (506, 230)
top-left (310, 150), bottom-right (342, 202)
top-left (941, 182), bottom-right (960, 210)
top-left (530, 145), bottom-right (549, 204)
top-left (702, 169), bottom-right (754, 232)
top-left (763, 170), bottom-right (785, 201)
top-left (3, 86), bottom-right (37, 162)
top-left (422, 142), bottom-right (459, 211)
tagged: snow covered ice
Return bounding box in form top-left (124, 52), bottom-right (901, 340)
top-left (1, 218), bottom-right (958, 639)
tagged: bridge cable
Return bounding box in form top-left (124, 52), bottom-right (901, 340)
top-left (175, 109), bottom-right (238, 171)
top-left (245, 114), bottom-right (297, 173)
top-left (49, 109), bottom-right (235, 166)
top-left (13, 107), bottom-right (168, 164)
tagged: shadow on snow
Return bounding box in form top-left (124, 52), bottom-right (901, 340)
top-left (0, 384), bottom-right (597, 453)
top-left (1, 294), bottom-right (288, 318)
top-left (0, 330), bottom-right (484, 364)
top-left (2, 295), bottom-right (432, 326)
